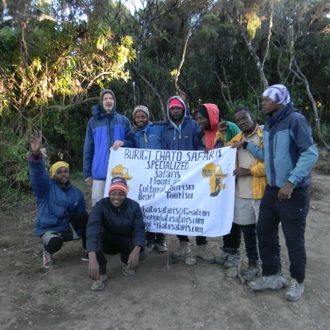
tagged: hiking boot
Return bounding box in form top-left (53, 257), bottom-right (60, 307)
top-left (248, 274), bottom-right (283, 291)
top-left (91, 274), bottom-right (108, 291)
top-left (155, 241), bottom-right (168, 252)
top-left (172, 241), bottom-right (190, 260)
top-left (242, 262), bottom-right (259, 281)
top-left (197, 245), bottom-right (215, 264)
top-left (81, 249), bottom-right (89, 262)
top-left (286, 279), bottom-right (304, 302)
top-left (145, 240), bottom-right (155, 252)
top-left (43, 249), bottom-right (53, 268)
top-left (224, 253), bottom-right (242, 268)
top-left (122, 264), bottom-right (135, 277)
top-left (215, 251), bottom-right (229, 265)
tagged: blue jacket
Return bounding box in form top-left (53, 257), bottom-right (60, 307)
top-left (163, 96), bottom-right (203, 151)
top-left (86, 197), bottom-right (146, 252)
top-left (246, 102), bottom-right (318, 188)
top-left (133, 121), bottom-right (164, 149)
top-left (83, 102), bottom-right (134, 180)
top-left (29, 155), bottom-right (87, 237)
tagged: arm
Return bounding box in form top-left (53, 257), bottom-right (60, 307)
top-left (83, 121), bottom-right (94, 184)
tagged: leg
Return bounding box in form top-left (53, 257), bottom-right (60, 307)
top-left (69, 213), bottom-right (89, 249)
top-left (92, 180), bottom-right (106, 206)
top-left (224, 223), bottom-right (242, 268)
top-left (196, 236), bottom-right (215, 263)
top-left (172, 235), bottom-right (190, 259)
top-left (41, 231), bottom-right (63, 268)
top-left (240, 224), bottom-right (258, 261)
top-left (154, 233), bottom-right (168, 252)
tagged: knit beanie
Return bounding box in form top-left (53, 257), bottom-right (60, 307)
top-left (169, 98), bottom-right (185, 109)
top-left (133, 105), bottom-right (149, 120)
top-left (108, 176), bottom-right (128, 196)
top-left (49, 161), bottom-right (69, 178)
top-left (262, 84), bottom-right (290, 105)
top-left (195, 105), bottom-right (209, 121)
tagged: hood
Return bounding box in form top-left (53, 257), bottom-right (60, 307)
top-left (267, 102), bottom-right (294, 127)
top-left (197, 103), bottom-right (220, 150)
top-left (99, 89), bottom-right (117, 114)
top-left (166, 95), bottom-right (188, 127)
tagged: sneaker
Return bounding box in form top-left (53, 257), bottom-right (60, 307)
top-left (215, 251), bottom-right (229, 265)
top-left (224, 253), bottom-right (242, 268)
top-left (81, 250), bottom-right (89, 262)
top-left (242, 263), bottom-right (259, 281)
top-left (122, 264), bottom-right (135, 277)
top-left (197, 245), bottom-right (215, 264)
top-left (155, 241), bottom-right (168, 252)
top-left (145, 240), bottom-right (155, 252)
top-left (43, 249), bottom-right (53, 268)
top-left (277, 271), bottom-right (288, 288)
top-left (172, 241), bottom-right (190, 260)
top-left (91, 274), bottom-right (108, 291)
top-left (286, 279), bottom-right (304, 302)
top-left (248, 274), bottom-right (283, 291)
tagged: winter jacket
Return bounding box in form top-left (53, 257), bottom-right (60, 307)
top-left (86, 197), bottom-right (146, 252)
top-left (29, 154), bottom-right (87, 237)
top-left (83, 90), bottom-right (134, 180)
top-left (163, 96), bottom-right (203, 151)
top-left (134, 121), bottom-right (164, 149)
top-left (227, 125), bottom-right (267, 199)
top-left (198, 103), bottom-right (220, 150)
top-left (246, 102), bottom-right (318, 188)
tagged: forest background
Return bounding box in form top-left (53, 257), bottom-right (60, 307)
top-left (1, 0), bottom-right (330, 200)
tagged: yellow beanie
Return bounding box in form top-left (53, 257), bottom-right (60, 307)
top-left (49, 161), bottom-right (69, 178)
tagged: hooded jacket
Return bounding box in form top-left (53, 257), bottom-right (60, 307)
top-left (133, 121), bottom-right (164, 149)
top-left (246, 102), bottom-right (318, 188)
top-left (163, 96), bottom-right (203, 151)
top-left (86, 197), bottom-right (146, 252)
top-left (83, 90), bottom-right (134, 180)
top-left (197, 103), bottom-right (220, 150)
top-left (29, 154), bottom-right (87, 237)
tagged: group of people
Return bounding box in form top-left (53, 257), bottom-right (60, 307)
top-left (29, 84), bottom-right (318, 302)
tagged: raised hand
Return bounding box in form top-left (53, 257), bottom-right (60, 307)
top-left (30, 129), bottom-right (42, 155)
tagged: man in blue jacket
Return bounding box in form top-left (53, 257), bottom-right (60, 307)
top-left (83, 90), bottom-right (134, 206)
top-left (163, 95), bottom-right (215, 264)
top-left (133, 105), bottom-right (167, 252)
top-left (232, 84), bottom-right (318, 301)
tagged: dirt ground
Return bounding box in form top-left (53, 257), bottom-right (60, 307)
top-left (1, 164), bottom-right (330, 330)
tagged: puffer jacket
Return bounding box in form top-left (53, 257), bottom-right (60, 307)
top-left (86, 197), bottom-right (146, 252)
top-left (29, 154), bottom-right (87, 237)
top-left (83, 89), bottom-right (134, 180)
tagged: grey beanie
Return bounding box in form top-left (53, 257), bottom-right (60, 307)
top-left (133, 105), bottom-right (149, 120)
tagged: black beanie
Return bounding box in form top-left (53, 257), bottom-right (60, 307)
top-left (196, 105), bottom-right (209, 121)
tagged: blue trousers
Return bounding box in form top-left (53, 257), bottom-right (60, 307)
top-left (258, 185), bottom-right (309, 283)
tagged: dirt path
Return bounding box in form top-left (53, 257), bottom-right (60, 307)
top-left (1, 171), bottom-right (329, 330)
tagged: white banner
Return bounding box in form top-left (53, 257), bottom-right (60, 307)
top-left (104, 147), bottom-right (236, 237)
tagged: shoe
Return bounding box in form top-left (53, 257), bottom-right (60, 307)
top-left (286, 279), bottom-right (304, 302)
top-left (155, 241), bottom-right (168, 252)
top-left (248, 274), bottom-right (283, 291)
top-left (224, 253), bottom-right (242, 268)
top-left (215, 251), bottom-right (229, 265)
top-left (278, 271), bottom-right (288, 288)
top-left (197, 245), bottom-right (215, 264)
top-left (172, 241), bottom-right (190, 260)
top-left (242, 262), bottom-right (259, 281)
top-left (91, 274), bottom-right (108, 291)
top-left (81, 249), bottom-right (89, 261)
top-left (122, 264), bottom-right (135, 276)
top-left (43, 249), bottom-right (53, 268)
top-left (146, 240), bottom-right (155, 251)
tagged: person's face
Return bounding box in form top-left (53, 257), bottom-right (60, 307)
top-left (54, 167), bottom-right (69, 187)
top-left (261, 96), bottom-right (283, 116)
top-left (134, 111), bottom-right (148, 128)
top-left (109, 190), bottom-right (126, 207)
top-left (102, 93), bottom-right (115, 113)
top-left (233, 110), bottom-right (254, 133)
top-left (170, 107), bottom-right (184, 122)
top-left (195, 112), bottom-right (210, 130)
